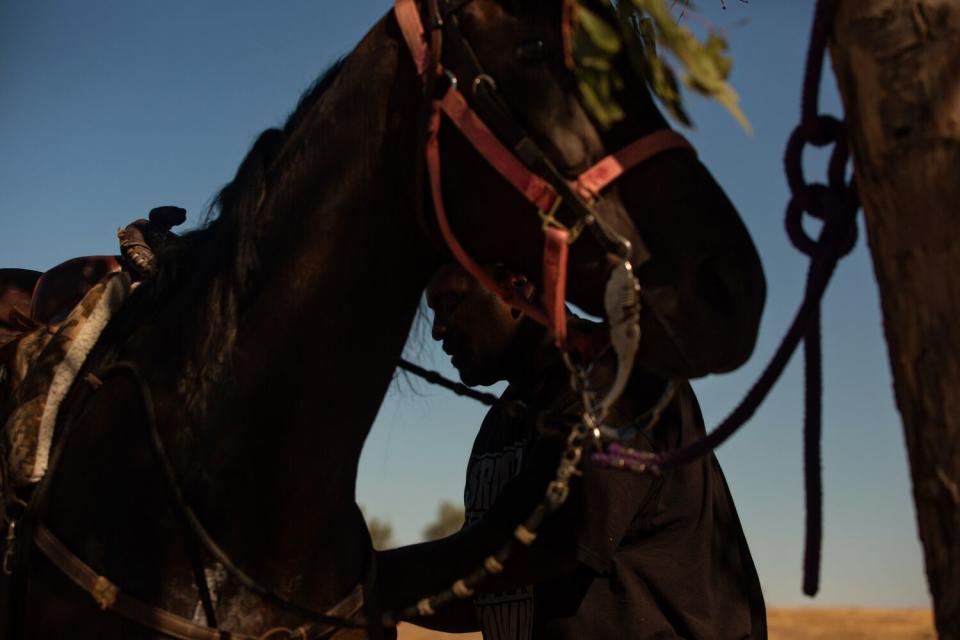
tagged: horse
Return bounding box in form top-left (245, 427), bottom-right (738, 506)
top-left (0, 1), bottom-right (765, 637)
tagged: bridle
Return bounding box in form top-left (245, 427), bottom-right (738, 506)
top-left (396, 0), bottom-right (695, 348)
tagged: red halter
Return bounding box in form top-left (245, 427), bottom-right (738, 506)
top-left (395, 0), bottom-right (695, 347)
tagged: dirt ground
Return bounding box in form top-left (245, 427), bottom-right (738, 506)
top-left (397, 608), bottom-right (936, 639)
top-left (766, 609), bottom-right (935, 640)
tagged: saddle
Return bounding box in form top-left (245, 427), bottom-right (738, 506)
top-left (0, 206), bottom-right (185, 524)
top-left (29, 256), bottom-right (122, 325)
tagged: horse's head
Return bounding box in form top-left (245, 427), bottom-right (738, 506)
top-left (402, 0), bottom-right (765, 376)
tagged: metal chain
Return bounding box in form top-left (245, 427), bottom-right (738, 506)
top-left (381, 354), bottom-right (600, 626)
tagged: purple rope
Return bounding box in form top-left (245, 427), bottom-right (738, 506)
top-left (591, 0), bottom-right (859, 598)
top-left (801, 0), bottom-right (836, 140)
top-left (803, 307), bottom-right (823, 596)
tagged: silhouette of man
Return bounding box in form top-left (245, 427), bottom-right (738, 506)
top-left (378, 264), bottom-right (766, 639)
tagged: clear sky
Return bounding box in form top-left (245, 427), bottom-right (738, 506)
top-left (0, 1), bottom-right (930, 609)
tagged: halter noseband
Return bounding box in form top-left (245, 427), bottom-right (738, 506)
top-left (395, 0), bottom-right (695, 348)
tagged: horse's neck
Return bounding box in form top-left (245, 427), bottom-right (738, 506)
top-left (193, 19), bottom-right (429, 609)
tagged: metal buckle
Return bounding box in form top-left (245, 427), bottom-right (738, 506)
top-left (2, 496), bottom-right (27, 576)
top-left (471, 73), bottom-right (497, 98)
top-left (538, 197), bottom-right (588, 244)
top-left (443, 69), bottom-right (459, 92)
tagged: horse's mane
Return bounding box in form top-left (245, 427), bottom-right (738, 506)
top-left (195, 56), bottom-right (348, 282)
top-left (141, 58), bottom-right (347, 415)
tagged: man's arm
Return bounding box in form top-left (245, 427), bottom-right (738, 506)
top-left (377, 530), bottom-right (486, 633)
top-left (376, 510), bottom-right (581, 633)
top-left (376, 365), bottom-right (665, 632)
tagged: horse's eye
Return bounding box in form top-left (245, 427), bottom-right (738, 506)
top-left (515, 40), bottom-right (547, 63)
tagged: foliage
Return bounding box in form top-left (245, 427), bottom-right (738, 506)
top-left (571, 5), bottom-right (626, 130)
top-left (571, 0), bottom-right (750, 133)
top-left (368, 517), bottom-right (395, 550)
top-left (361, 501), bottom-right (464, 549)
top-left (360, 505), bottom-right (396, 550)
top-left (421, 501), bottom-right (465, 541)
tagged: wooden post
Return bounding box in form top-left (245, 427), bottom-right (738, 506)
top-left (828, 2), bottom-right (960, 637)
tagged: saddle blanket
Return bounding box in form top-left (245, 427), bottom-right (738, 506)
top-left (1, 272), bottom-right (132, 492)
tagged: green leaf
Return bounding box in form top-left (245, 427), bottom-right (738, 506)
top-left (570, 0), bottom-right (750, 134)
top-left (637, 16), bottom-right (657, 57)
top-left (627, 0), bottom-right (751, 134)
top-left (572, 4), bottom-right (626, 129)
top-left (578, 69), bottom-right (626, 129)
top-left (705, 33), bottom-right (732, 79)
top-left (576, 5), bottom-right (622, 56)
top-left (649, 55), bottom-right (692, 127)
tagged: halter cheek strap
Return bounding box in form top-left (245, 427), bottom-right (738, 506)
top-left (395, 0), bottom-right (695, 348)
top-left (542, 228), bottom-right (569, 346)
top-left (424, 104), bottom-right (554, 328)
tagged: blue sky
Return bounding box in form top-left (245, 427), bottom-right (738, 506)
top-left (0, 1), bottom-right (930, 608)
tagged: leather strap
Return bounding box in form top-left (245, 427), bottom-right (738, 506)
top-left (34, 525), bottom-right (367, 640)
top-left (575, 129), bottom-right (696, 198)
top-left (440, 89), bottom-right (560, 212)
top-left (395, 0), bottom-right (694, 213)
top-left (35, 525), bottom-right (250, 640)
top-left (542, 228), bottom-right (570, 347)
top-left (394, 0), bottom-right (429, 75)
top-left (425, 103), bottom-right (553, 328)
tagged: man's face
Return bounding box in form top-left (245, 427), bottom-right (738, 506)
top-left (426, 266), bottom-right (525, 387)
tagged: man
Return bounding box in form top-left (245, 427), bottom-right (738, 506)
top-left (378, 264), bottom-right (767, 639)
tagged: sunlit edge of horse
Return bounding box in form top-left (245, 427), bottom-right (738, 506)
top-left (1, 1), bottom-right (765, 637)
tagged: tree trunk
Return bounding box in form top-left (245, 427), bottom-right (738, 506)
top-left (828, 2), bottom-right (960, 637)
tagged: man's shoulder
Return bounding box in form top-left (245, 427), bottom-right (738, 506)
top-left (471, 386), bottom-right (536, 454)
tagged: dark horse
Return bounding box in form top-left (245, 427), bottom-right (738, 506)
top-left (0, 1), bottom-right (764, 637)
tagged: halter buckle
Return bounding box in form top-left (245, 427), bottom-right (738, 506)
top-left (471, 73), bottom-right (497, 99)
top-left (538, 197), bottom-right (586, 244)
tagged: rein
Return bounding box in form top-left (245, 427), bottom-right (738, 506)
top-left (8, 361), bottom-right (372, 639)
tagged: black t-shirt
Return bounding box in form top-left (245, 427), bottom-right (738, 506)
top-left (462, 363), bottom-right (767, 639)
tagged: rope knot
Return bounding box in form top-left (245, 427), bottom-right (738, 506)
top-left (784, 116), bottom-right (859, 259)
